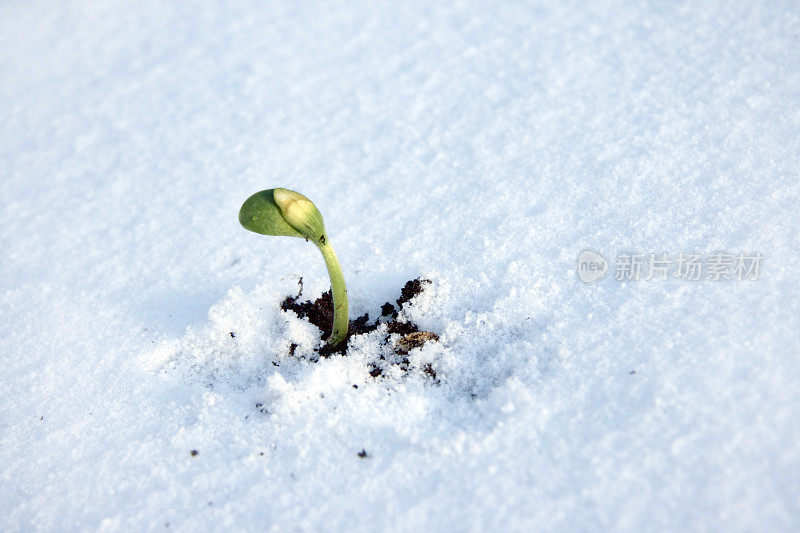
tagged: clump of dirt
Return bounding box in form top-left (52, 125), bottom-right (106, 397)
top-left (280, 291), bottom-right (374, 356)
top-left (280, 278), bottom-right (438, 379)
top-left (396, 278), bottom-right (428, 308)
top-left (394, 331), bottom-right (439, 355)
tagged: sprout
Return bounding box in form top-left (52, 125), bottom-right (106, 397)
top-left (239, 188), bottom-right (349, 346)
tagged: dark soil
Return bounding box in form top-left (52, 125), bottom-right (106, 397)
top-left (280, 278), bottom-right (439, 379)
top-left (396, 278), bottom-right (428, 308)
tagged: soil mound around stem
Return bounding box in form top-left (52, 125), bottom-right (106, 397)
top-left (280, 278), bottom-right (439, 377)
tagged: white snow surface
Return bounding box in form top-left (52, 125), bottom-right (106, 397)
top-left (2, 0), bottom-right (800, 531)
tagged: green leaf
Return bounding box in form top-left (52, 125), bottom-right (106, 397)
top-left (238, 189), bottom-right (304, 238)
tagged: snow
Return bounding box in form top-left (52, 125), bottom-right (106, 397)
top-left (2, 0), bottom-right (800, 530)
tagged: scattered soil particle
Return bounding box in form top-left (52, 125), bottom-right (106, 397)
top-left (422, 363), bottom-right (438, 381)
top-left (281, 277), bottom-right (439, 379)
top-left (190, 450), bottom-right (199, 457)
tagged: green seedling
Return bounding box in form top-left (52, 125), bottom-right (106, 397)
top-left (239, 188), bottom-right (349, 346)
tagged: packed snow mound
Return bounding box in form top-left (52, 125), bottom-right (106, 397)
top-left (2, 0), bottom-right (800, 531)
top-left (141, 278), bottom-right (446, 391)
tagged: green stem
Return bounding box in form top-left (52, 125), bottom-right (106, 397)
top-left (317, 241), bottom-right (349, 345)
